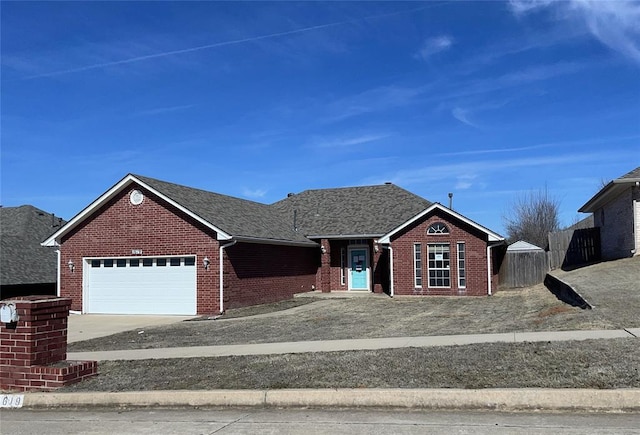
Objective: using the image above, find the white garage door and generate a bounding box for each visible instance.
[85,256,197,315]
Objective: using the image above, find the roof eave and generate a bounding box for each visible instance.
[233,235,318,247]
[306,234,384,240]
[578,179,638,213]
[41,174,233,246]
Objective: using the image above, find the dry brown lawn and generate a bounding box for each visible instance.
[70,283,616,352]
[63,338,640,391]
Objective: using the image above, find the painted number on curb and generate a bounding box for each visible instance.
[1,394,24,408]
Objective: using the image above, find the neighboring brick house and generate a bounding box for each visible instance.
[1,205,65,299]
[579,167,640,260]
[42,174,505,315]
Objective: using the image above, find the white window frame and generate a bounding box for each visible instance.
[414,243,422,288]
[428,243,451,288]
[457,242,466,289]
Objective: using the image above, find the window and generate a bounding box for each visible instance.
[184,257,195,266]
[340,248,346,286]
[156,258,167,266]
[142,258,153,267]
[91,260,101,268]
[457,242,466,289]
[170,257,181,266]
[428,244,450,287]
[130,259,139,267]
[414,243,422,287]
[427,222,449,234]
[116,259,127,268]
[103,259,114,268]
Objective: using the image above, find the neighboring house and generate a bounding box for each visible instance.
[1,205,65,299]
[42,174,505,315]
[578,167,640,260]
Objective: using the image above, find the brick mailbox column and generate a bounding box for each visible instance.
[0,296,97,392]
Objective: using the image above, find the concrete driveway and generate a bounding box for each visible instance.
[67,314,195,343]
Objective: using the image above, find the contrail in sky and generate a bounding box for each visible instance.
[23,4,441,80]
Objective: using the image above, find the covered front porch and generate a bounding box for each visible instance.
[313,237,389,294]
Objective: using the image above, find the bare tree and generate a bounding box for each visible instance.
[503,187,561,249]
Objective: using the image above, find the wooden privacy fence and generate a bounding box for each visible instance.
[499,249,548,288]
[547,227,600,270]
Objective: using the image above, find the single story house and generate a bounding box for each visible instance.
[1,205,65,299]
[578,166,640,260]
[42,174,505,315]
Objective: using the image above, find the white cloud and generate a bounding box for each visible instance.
[310,133,389,149]
[242,188,267,199]
[451,107,478,128]
[510,0,640,66]
[415,35,454,60]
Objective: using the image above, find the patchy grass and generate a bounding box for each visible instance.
[551,256,640,328]
[63,339,640,391]
[187,298,316,321]
[69,284,614,352]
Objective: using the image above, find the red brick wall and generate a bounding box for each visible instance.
[60,184,221,315]
[0,297,97,392]
[223,242,319,310]
[391,210,492,296]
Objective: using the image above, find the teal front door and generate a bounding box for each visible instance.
[349,248,368,290]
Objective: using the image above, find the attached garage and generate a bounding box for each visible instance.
[84,256,197,315]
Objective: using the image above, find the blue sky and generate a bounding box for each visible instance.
[2,1,639,236]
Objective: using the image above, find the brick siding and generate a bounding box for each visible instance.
[390,209,495,296]
[223,243,319,310]
[594,186,639,260]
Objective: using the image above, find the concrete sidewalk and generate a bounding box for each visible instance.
[68,328,639,361]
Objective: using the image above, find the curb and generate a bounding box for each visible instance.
[17,388,640,412]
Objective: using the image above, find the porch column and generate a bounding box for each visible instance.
[320,238,331,293]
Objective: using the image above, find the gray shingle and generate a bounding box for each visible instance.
[618,166,640,180]
[134,175,312,244]
[1,205,65,286]
[272,184,432,237]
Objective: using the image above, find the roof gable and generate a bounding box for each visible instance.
[43,174,313,247]
[578,166,640,212]
[378,203,504,244]
[272,183,432,237]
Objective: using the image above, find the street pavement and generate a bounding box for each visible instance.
[3,408,640,434]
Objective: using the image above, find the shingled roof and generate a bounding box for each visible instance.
[134,175,311,244]
[272,184,432,237]
[43,174,435,247]
[1,205,65,286]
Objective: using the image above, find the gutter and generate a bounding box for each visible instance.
[486,242,504,296]
[219,240,237,314]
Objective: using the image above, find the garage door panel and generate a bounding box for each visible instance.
[86,257,197,315]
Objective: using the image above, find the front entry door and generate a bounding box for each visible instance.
[349,248,369,291]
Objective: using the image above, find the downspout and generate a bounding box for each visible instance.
[56,249,61,297]
[219,240,237,314]
[383,245,394,297]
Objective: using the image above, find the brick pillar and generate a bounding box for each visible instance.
[320,239,331,293]
[0,296,97,392]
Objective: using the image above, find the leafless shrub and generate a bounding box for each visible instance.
[503,187,560,248]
